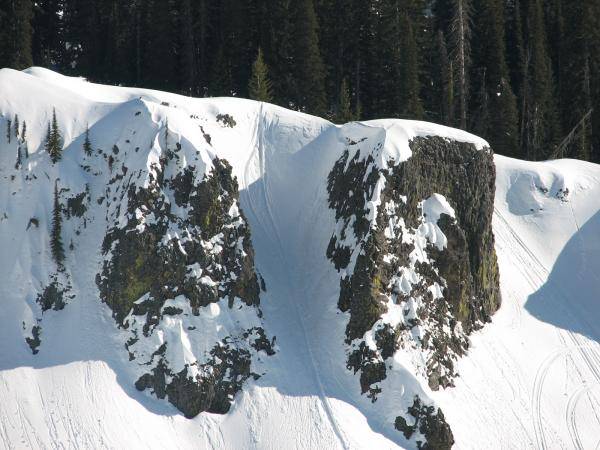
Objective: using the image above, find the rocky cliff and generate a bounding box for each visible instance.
[327,131,500,449]
[0,68,504,449]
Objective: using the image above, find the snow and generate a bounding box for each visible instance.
[435,155,600,449]
[1,68,600,449]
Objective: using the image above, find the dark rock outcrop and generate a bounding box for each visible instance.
[97,152,270,418]
[327,135,500,448]
[395,396,455,450]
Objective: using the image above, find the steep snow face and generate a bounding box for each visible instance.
[435,156,600,449]
[0,67,598,450]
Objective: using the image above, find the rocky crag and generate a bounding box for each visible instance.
[4,95,273,418]
[327,132,500,449]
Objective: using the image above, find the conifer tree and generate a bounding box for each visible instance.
[83,125,92,156]
[13,115,19,139]
[432,30,454,125]
[290,0,327,116]
[208,45,233,97]
[557,0,599,161]
[248,48,273,103]
[471,0,519,155]
[6,119,11,144]
[15,146,22,170]
[335,78,356,123]
[177,0,195,95]
[21,121,26,141]
[0,0,33,69]
[32,0,63,66]
[450,0,472,129]
[45,109,63,163]
[522,0,560,160]
[51,181,65,269]
[398,15,423,119]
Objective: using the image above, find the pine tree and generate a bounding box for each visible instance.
[83,125,92,156]
[21,121,27,143]
[248,48,274,103]
[51,181,65,269]
[471,0,519,155]
[6,119,11,144]
[208,45,233,97]
[290,0,327,116]
[557,0,598,161]
[177,0,195,95]
[335,78,356,123]
[32,0,64,66]
[450,0,472,129]
[15,146,22,170]
[61,0,100,78]
[505,0,525,98]
[522,0,560,160]
[398,14,423,119]
[0,0,33,69]
[45,109,63,163]
[13,115,19,139]
[432,30,454,124]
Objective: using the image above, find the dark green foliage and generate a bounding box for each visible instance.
[289,0,327,116]
[334,79,356,123]
[470,0,519,156]
[15,146,22,169]
[248,48,273,103]
[0,0,33,69]
[520,0,561,160]
[51,182,65,269]
[45,108,63,163]
[32,0,63,66]
[83,125,92,156]
[37,276,67,311]
[2,0,600,161]
[13,114,19,139]
[431,30,454,124]
[25,325,41,354]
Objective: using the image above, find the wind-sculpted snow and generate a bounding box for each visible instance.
[2,68,600,449]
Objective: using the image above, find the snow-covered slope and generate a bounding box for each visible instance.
[1,68,599,449]
[436,156,600,449]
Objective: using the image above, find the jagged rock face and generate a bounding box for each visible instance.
[96,150,271,418]
[395,396,455,450]
[326,135,500,449]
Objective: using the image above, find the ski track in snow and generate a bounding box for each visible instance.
[495,206,600,450]
[243,103,349,449]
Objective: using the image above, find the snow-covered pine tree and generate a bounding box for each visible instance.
[83,125,92,156]
[45,108,63,163]
[13,114,19,139]
[15,146,22,169]
[51,181,65,269]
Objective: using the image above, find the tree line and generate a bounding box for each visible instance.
[1,0,599,161]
